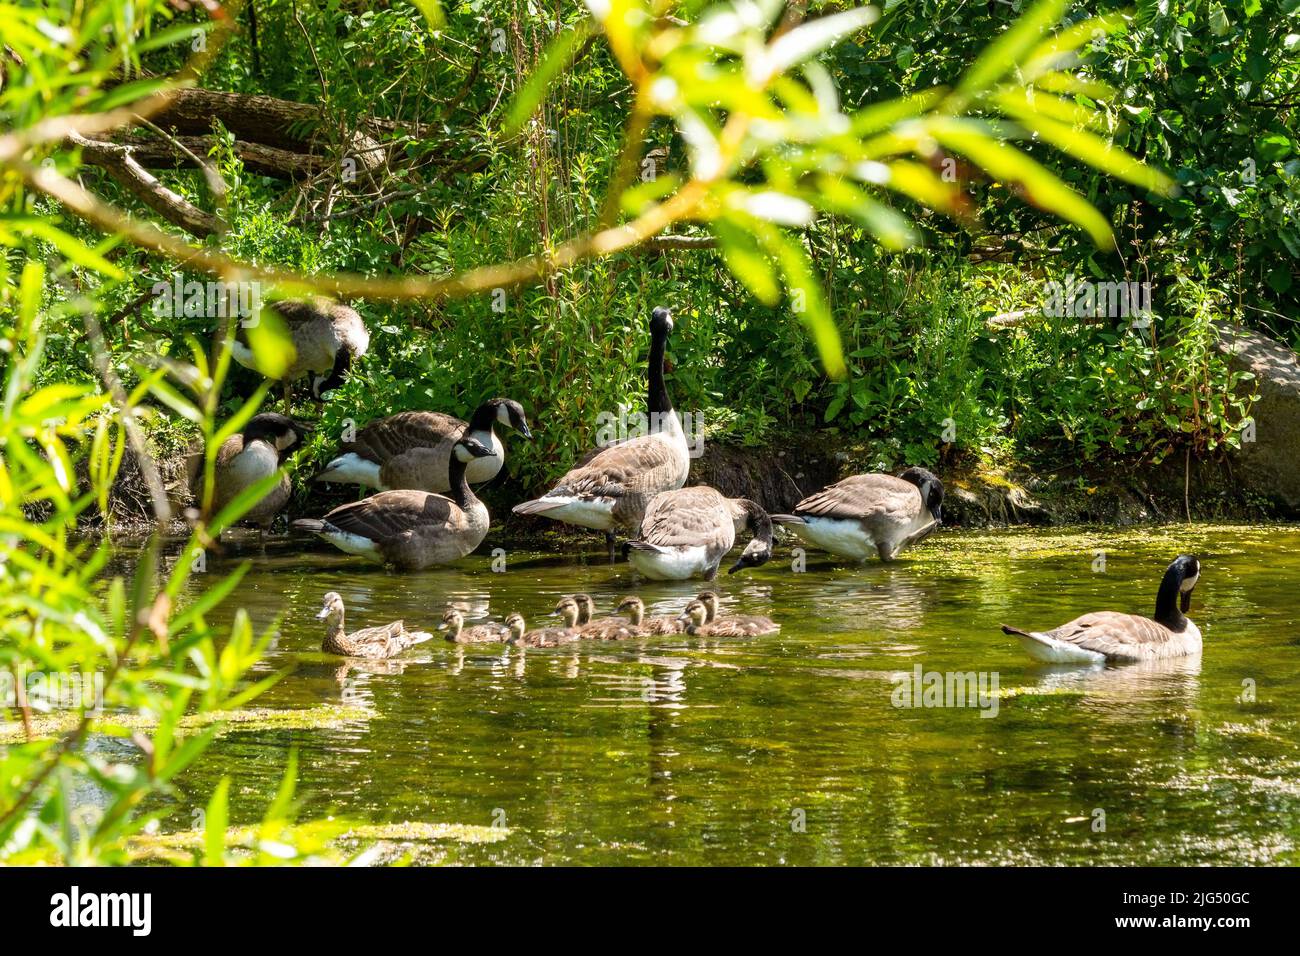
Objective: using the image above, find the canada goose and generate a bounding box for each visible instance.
[1002,555,1203,665]
[313,398,532,493]
[438,607,519,644]
[615,596,685,635]
[291,436,495,569]
[623,486,773,580]
[507,599,583,647]
[316,591,433,659]
[513,306,691,556]
[771,467,944,562]
[677,599,779,638]
[232,297,370,403]
[695,590,780,635]
[190,412,308,531]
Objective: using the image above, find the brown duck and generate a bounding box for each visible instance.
[316,592,433,659]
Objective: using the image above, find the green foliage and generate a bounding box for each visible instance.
[0,268,343,865]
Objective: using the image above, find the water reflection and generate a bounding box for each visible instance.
[120,525,1300,864]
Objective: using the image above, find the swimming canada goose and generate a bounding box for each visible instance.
[615,596,686,635]
[232,298,370,403]
[513,306,691,556]
[506,599,583,647]
[316,591,433,659]
[1002,555,1203,665]
[438,607,518,644]
[695,590,780,635]
[623,486,774,580]
[313,398,532,493]
[677,599,779,638]
[771,467,944,562]
[190,412,308,531]
[291,436,495,569]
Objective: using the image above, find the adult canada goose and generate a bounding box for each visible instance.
[190,412,308,531]
[291,436,495,570]
[232,298,370,403]
[623,485,774,580]
[614,596,685,635]
[677,599,779,638]
[313,398,532,493]
[506,599,582,647]
[695,590,780,635]
[1002,555,1203,665]
[438,607,518,644]
[513,306,691,556]
[771,467,944,562]
[316,592,433,659]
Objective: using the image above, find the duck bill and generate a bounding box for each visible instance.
[316,607,331,619]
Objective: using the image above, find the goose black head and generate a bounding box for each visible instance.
[650,306,673,337]
[900,466,944,524]
[729,538,773,574]
[1174,554,1201,613]
[453,435,496,462]
[475,398,533,439]
[244,413,311,457]
[1154,554,1202,625]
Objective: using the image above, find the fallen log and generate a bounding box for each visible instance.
[68,132,224,238]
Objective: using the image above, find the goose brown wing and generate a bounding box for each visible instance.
[344,411,465,464]
[322,490,457,542]
[1043,612,1178,658]
[552,434,681,499]
[638,487,729,547]
[795,474,918,521]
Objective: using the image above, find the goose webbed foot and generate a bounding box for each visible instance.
[605,531,617,563]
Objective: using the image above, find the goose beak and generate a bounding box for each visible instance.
[1180,590,1193,613]
[519,423,534,440]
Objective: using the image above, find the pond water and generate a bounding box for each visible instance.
[156,524,1300,865]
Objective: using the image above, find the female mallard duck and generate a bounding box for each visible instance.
[292,436,494,569]
[676,599,778,638]
[1002,555,1203,664]
[192,413,308,531]
[694,590,780,636]
[313,398,532,493]
[513,307,691,557]
[507,599,582,647]
[438,607,518,644]
[566,593,636,640]
[623,486,774,580]
[232,298,370,403]
[316,591,433,659]
[771,467,943,562]
[615,596,685,635]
